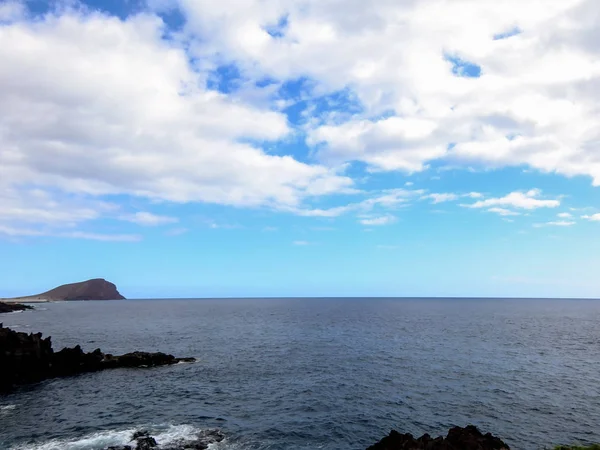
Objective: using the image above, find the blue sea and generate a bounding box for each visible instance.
[1,298,600,450]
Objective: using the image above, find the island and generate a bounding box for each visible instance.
[1,278,125,302]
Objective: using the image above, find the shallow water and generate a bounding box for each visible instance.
[1,298,600,449]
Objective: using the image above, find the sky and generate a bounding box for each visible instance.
[1,0,600,298]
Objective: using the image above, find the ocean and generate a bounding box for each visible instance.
[1,298,599,450]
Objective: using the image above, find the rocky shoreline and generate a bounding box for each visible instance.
[0,301,33,313]
[367,425,510,449]
[100,426,510,450]
[0,324,195,391]
[104,429,225,450]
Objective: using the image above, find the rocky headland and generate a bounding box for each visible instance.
[0,301,33,313]
[0,324,194,391]
[2,278,125,302]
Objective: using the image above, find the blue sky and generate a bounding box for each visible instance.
[1,0,600,298]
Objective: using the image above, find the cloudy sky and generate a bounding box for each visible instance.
[1,0,599,298]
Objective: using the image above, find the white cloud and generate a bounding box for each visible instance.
[359,215,396,226]
[0,225,141,241]
[404,182,414,187]
[289,188,423,217]
[533,221,576,228]
[3,0,599,240]
[0,1,25,22]
[60,232,142,242]
[0,10,354,229]
[466,192,484,198]
[423,193,458,204]
[122,212,178,226]
[169,0,600,185]
[582,213,600,221]
[465,189,560,210]
[0,225,46,237]
[557,212,573,218]
[488,207,520,216]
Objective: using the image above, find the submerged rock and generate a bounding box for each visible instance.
[367,425,510,450]
[0,324,195,391]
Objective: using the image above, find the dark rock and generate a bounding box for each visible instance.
[132,430,152,440]
[0,324,195,391]
[0,302,33,314]
[366,425,510,450]
[135,436,157,450]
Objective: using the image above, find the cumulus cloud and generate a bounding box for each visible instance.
[0,9,353,226]
[557,212,573,218]
[464,189,560,210]
[167,0,600,184]
[3,0,599,239]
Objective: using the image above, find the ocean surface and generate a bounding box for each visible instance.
[1,298,600,450]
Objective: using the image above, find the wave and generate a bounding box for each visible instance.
[0,404,17,415]
[10,424,228,450]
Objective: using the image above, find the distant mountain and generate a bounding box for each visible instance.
[17,279,125,301]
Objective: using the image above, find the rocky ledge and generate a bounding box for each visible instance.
[0,324,195,391]
[106,429,225,450]
[367,425,510,450]
[0,301,33,314]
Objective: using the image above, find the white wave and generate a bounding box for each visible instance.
[10,427,136,450]
[0,404,16,414]
[10,424,226,450]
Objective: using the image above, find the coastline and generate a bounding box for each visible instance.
[0,297,49,303]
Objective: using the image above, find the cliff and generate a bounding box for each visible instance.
[17,278,125,301]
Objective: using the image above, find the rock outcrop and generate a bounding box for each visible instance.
[367,425,510,450]
[106,429,225,450]
[0,301,33,313]
[0,324,194,391]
